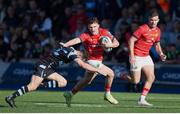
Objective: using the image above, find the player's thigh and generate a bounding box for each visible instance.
[100,64,114,77]
[47,72,67,83]
[85,60,102,82]
[142,65,155,81]
[141,56,155,81]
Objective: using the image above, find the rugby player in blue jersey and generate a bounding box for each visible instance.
[5,44,106,108]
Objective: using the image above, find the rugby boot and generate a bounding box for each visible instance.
[63,91,73,107]
[104,93,119,105]
[138,99,153,107]
[5,96,17,108]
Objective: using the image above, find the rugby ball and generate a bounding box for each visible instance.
[100,36,112,52]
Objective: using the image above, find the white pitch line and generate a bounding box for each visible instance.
[34,102,110,108]
[34,102,180,109]
[120,97,180,100]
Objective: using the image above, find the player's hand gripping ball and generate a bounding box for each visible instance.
[100,36,112,52]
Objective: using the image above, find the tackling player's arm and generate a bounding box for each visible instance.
[154,42,166,61]
[63,38,81,47]
[74,58,107,76]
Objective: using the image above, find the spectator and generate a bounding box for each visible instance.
[27,0,38,17]
[73,19,86,37]
[3,6,19,28]
[0,0,6,23]
[176,35,180,51]
[165,43,179,64]
[172,0,180,21]
[32,41,43,58]
[68,4,87,34]
[84,0,96,17]
[175,52,180,64]
[0,36,6,60]
[24,41,33,59]
[168,20,180,44]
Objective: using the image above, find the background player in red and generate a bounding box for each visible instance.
[128,9,166,106]
[62,17,119,107]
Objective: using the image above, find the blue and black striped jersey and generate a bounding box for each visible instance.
[39,45,78,69]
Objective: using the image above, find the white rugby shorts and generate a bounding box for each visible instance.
[86,60,103,68]
[130,55,154,71]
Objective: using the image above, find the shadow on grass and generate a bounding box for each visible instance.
[0,104,8,107]
[19,100,65,104]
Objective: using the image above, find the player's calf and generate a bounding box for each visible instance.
[41,80,67,88]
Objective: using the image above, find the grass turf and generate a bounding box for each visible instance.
[0,90,180,113]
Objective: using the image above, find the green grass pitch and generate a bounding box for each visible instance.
[0,90,180,113]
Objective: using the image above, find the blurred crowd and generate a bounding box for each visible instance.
[0,0,179,64]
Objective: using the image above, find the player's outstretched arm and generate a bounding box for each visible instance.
[74,58,107,76]
[63,38,81,47]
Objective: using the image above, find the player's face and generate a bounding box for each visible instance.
[149,16,159,28]
[88,23,100,35]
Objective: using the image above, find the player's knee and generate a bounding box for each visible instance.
[147,75,155,83]
[27,83,38,91]
[132,77,140,84]
[107,70,114,78]
[58,79,67,87]
[133,80,140,84]
[152,75,155,82]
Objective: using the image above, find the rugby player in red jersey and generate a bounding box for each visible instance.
[128,9,166,106]
[63,17,119,107]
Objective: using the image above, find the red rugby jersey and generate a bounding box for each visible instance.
[133,24,161,56]
[79,28,113,61]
